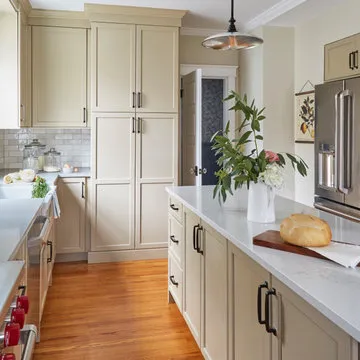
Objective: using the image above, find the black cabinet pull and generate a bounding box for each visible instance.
[81,182,85,199]
[193,225,200,251]
[257,281,269,325]
[132,117,135,133]
[83,107,87,124]
[137,92,142,108]
[170,235,179,244]
[170,204,179,211]
[349,52,354,70]
[169,275,178,287]
[196,226,203,255]
[47,241,53,264]
[265,288,277,336]
[355,50,359,69]
[132,92,136,108]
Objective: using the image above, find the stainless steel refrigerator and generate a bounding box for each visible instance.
[315,77,360,221]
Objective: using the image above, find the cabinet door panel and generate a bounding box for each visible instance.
[228,244,271,360]
[325,36,358,81]
[136,26,178,113]
[94,114,134,180]
[272,277,352,360]
[136,183,171,249]
[92,23,135,112]
[202,226,228,360]
[183,210,201,346]
[32,26,87,127]
[137,114,176,180]
[92,183,134,251]
[56,179,86,254]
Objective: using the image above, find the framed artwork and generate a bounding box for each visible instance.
[295,90,315,143]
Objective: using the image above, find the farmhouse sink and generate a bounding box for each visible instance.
[0,184,55,201]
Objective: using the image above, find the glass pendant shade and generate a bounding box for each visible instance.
[202,32,263,50]
[202,0,264,50]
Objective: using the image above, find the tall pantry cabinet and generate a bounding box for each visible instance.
[89,6,185,261]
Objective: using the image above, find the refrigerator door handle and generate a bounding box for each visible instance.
[338,90,353,194]
[334,91,341,191]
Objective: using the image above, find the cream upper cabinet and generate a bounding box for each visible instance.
[325,34,360,82]
[228,243,271,360]
[136,26,179,113]
[56,178,86,254]
[32,26,88,127]
[201,223,228,360]
[91,23,135,112]
[183,209,202,346]
[91,113,135,252]
[271,277,353,360]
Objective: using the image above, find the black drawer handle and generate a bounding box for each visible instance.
[47,240,53,263]
[170,204,179,211]
[169,275,178,287]
[196,226,203,254]
[265,288,277,336]
[170,235,179,244]
[193,225,200,251]
[257,281,268,325]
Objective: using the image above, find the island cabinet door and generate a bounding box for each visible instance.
[201,223,228,360]
[183,209,202,346]
[228,243,271,360]
[270,277,353,360]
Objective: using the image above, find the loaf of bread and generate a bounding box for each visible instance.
[280,214,332,247]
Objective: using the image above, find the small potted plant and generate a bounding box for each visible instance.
[212,91,308,223]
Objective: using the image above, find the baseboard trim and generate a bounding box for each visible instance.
[88,248,168,263]
[55,252,88,263]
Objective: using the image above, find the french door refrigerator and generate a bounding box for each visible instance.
[315,77,360,221]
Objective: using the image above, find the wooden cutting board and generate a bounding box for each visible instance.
[253,230,331,262]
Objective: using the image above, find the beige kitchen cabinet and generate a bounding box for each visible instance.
[325,34,360,81]
[32,26,88,127]
[91,113,135,252]
[201,223,228,360]
[183,209,202,346]
[91,23,135,112]
[135,113,177,250]
[91,23,178,114]
[228,242,271,360]
[271,277,353,360]
[136,25,179,113]
[56,178,86,254]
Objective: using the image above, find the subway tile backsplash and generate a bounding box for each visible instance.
[0,128,91,170]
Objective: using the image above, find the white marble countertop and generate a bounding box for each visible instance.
[0,261,24,323]
[167,185,360,342]
[0,199,43,261]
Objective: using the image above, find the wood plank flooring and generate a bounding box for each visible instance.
[33,260,203,360]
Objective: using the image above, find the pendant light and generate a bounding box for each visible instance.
[202,0,263,50]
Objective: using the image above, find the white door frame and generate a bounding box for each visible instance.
[180,64,238,138]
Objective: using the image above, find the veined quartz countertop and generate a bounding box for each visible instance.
[0,261,24,323]
[0,199,43,261]
[166,185,360,342]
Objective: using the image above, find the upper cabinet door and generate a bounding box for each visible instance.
[91,23,136,112]
[324,35,359,82]
[32,26,87,127]
[136,25,179,113]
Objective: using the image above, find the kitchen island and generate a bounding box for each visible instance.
[167,185,360,360]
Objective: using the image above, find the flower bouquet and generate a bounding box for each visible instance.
[211,91,308,223]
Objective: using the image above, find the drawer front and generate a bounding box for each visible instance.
[168,254,183,313]
[168,215,183,267]
[169,196,183,223]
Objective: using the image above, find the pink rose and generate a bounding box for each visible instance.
[265,150,280,163]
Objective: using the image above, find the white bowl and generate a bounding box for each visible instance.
[62,167,73,174]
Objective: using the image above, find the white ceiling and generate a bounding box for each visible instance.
[29,0,343,31]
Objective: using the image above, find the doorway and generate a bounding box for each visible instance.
[180,64,238,186]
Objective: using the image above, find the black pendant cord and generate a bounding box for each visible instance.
[228,0,237,33]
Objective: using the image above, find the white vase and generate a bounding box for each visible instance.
[247,182,275,223]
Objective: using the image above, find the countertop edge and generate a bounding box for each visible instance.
[166,187,360,343]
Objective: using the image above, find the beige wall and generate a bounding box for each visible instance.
[294,0,360,206]
[180,35,239,66]
[239,26,295,199]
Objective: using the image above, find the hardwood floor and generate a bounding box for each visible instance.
[33,260,203,360]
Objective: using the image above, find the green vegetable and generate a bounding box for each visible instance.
[32,176,50,198]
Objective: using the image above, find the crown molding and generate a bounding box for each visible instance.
[180,27,225,37]
[20,0,32,15]
[28,9,90,28]
[244,0,307,31]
